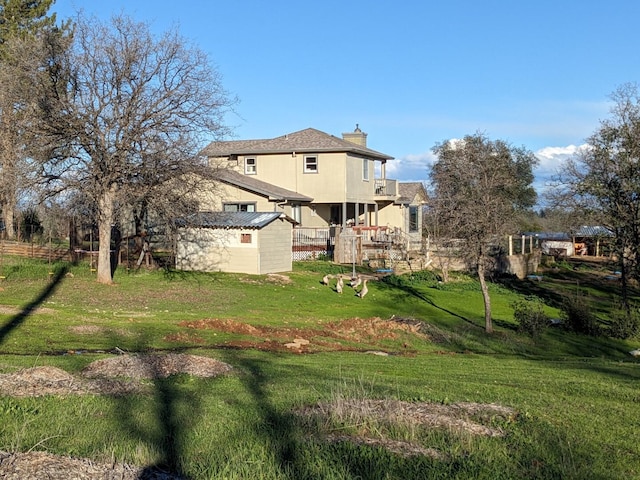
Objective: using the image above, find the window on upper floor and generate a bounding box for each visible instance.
[244,157,257,175]
[363,158,369,181]
[240,233,252,244]
[304,155,318,173]
[409,206,419,232]
[223,203,256,212]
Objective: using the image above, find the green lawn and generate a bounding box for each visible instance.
[0,257,638,479]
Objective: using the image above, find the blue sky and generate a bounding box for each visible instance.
[52,1,640,194]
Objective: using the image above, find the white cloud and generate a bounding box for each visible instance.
[534,144,586,178]
[386,151,437,182]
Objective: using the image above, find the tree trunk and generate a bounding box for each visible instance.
[2,205,14,239]
[477,256,493,333]
[96,188,116,284]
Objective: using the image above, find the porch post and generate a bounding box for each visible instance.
[355,202,360,225]
[364,203,369,227]
[342,202,347,229]
[374,202,379,226]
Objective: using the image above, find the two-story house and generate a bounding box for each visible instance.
[200,126,426,248]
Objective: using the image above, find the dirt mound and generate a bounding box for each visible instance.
[177,316,426,352]
[82,353,233,379]
[0,354,232,397]
[0,366,141,397]
[0,450,184,480]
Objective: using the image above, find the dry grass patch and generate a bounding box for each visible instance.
[0,366,143,397]
[0,450,184,480]
[296,398,518,458]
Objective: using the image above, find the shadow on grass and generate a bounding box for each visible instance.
[0,265,68,348]
[377,275,479,328]
[219,350,313,479]
[110,334,195,479]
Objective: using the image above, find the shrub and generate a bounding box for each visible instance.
[609,306,640,339]
[560,293,601,336]
[512,300,549,338]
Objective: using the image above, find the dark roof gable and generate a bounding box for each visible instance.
[218,170,313,202]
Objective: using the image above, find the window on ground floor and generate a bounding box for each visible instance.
[409,205,419,232]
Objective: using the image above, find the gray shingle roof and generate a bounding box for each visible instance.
[178,211,291,229]
[396,182,428,204]
[218,169,313,202]
[202,128,393,161]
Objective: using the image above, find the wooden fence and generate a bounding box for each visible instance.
[0,240,72,262]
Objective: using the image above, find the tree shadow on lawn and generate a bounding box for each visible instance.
[0,265,68,348]
[377,276,479,328]
[111,335,196,479]
[217,350,617,479]
[497,269,632,312]
[217,349,445,479]
[216,350,317,479]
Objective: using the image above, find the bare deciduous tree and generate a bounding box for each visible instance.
[30,13,234,283]
[557,83,640,309]
[430,133,538,333]
[0,0,60,239]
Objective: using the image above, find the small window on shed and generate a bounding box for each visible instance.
[240,233,252,244]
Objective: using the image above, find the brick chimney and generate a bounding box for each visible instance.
[342,124,367,147]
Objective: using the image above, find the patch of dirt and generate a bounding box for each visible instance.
[265,273,292,284]
[0,305,56,315]
[68,325,105,335]
[324,434,446,459]
[69,324,135,338]
[0,366,143,397]
[177,316,426,353]
[0,450,184,479]
[163,332,206,344]
[297,398,517,459]
[82,353,233,380]
[0,354,232,397]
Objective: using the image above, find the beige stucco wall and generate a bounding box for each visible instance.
[212,152,379,203]
[176,227,258,273]
[345,154,374,202]
[258,218,293,273]
[197,181,277,212]
[176,221,292,274]
[377,202,405,229]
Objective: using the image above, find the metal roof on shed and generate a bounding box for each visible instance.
[177,212,291,229]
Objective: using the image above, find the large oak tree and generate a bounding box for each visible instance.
[430,133,538,333]
[31,13,233,283]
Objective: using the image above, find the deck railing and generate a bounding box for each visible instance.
[374,178,397,197]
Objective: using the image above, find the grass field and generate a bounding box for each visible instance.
[0,256,638,479]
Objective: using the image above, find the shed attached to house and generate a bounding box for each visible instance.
[176,212,295,274]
